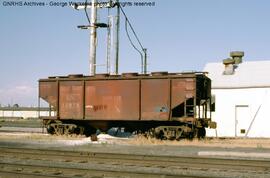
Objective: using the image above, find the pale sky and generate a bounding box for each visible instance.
[1,0,270,106]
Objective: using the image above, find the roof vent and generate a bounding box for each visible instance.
[223,58,235,75]
[109,75,121,78]
[151,71,168,76]
[95,74,109,78]
[122,72,138,77]
[230,51,244,64]
[48,76,57,79]
[68,74,84,78]
[222,51,244,75]
[139,74,150,76]
[58,76,69,79]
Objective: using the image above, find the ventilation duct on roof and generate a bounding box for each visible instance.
[222,51,244,75]
[230,51,244,64]
[223,58,235,75]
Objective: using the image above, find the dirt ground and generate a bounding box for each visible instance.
[1,119,269,149]
[1,123,270,160]
[0,118,42,128]
[1,131,270,149]
[0,132,270,157]
[127,135,270,148]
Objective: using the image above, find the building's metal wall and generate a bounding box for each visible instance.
[0,108,51,119]
[206,88,270,138]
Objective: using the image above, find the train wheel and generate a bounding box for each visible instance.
[197,128,206,139]
[158,131,167,140]
[74,126,85,135]
[46,125,55,134]
[146,128,155,138]
[84,126,97,139]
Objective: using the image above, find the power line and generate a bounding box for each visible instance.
[118,4,146,73]
[118,5,144,51]
[79,1,147,74]
[84,0,91,24]
[125,19,144,73]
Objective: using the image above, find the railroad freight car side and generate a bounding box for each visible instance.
[39,72,215,140]
[85,79,140,120]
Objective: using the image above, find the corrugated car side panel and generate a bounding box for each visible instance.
[59,81,84,119]
[141,79,170,121]
[85,80,140,120]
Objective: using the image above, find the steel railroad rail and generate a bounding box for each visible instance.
[0,147,269,177]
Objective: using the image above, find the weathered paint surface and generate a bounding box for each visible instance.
[59,81,84,119]
[39,81,58,108]
[141,79,170,120]
[172,78,195,108]
[85,80,139,120]
[39,73,211,122]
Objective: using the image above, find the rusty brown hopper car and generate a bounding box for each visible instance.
[39,72,215,140]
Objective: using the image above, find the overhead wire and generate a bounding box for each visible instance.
[125,20,144,73]
[118,4,146,73]
[119,5,144,51]
[82,1,146,73]
[84,0,91,24]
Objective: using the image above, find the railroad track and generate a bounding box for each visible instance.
[0,147,270,178]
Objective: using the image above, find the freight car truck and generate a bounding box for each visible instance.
[39,72,216,140]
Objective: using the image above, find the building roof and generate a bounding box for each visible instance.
[203,60,270,89]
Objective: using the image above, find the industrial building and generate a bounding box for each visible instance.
[0,106,50,119]
[204,52,270,138]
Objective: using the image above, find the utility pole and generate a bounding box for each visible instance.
[73,1,146,75]
[114,0,120,75]
[89,0,97,76]
[143,48,147,74]
[73,0,118,76]
[106,16,112,74]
